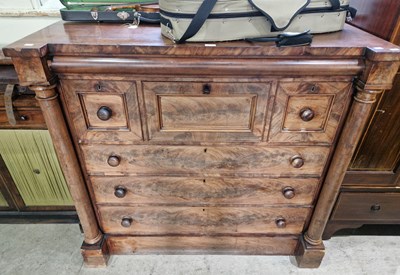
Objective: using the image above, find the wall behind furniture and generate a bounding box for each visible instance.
[0,0,63,14]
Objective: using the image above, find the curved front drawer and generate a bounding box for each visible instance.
[91,176,319,205]
[98,206,311,235]
[81,145,330,177]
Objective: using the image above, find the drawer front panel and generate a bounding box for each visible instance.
[60,79,142,143]
[0,109,45,128]
[91,176,319,205]
[143,81,271,143]
[331,192,400,222]
[268,81,351,144]
[82,145,330,177]
[107,236,298,255]
[98,206,310,235]
[81,94,128,129]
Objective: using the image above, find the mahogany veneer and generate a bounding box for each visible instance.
[3,22,399,268]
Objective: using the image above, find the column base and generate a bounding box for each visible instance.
[81,235,110,268]
[291,235,325,268]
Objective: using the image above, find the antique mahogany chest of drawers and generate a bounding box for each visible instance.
[3,22,400,268]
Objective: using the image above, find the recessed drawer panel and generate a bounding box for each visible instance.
[331,192,400,222]
[268,81,351,144]
[91,176,319,205]
[98,206,310,235]
[143,81,271,143]
[60,79,142,143]
[81,145,330,177]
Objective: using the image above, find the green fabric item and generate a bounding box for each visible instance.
[0,130,73,206]
[0,192,8,207]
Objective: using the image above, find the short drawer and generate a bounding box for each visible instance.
[142,81,271,143]
[91,176,319,205]
[81,145,330,177]
[0,93,46,128]
[0,109,45,128]
[268,81,351,144]
[60,79,142,143]
[98,206,311,235]
[331,192,400,222]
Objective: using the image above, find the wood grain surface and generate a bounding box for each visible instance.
[4,19,400,267]
[81,145,330,177]
[98,205,310,235]
[143,81,270,142]
[0,93,46,129]
[268,81,352,144]
[60,79,142,143]
[330,192,400,222]
[107,235,299,255]
[91,176,319,205]
[349,74,400,172]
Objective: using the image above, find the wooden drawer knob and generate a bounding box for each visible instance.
[97,106,113,121]
[370,204,381,212]
[107,155,121,167]
[275,217,287,228]
[282,187,296,199]
[121,217,133,228]
[290,155,304,168]
[114,186,127,198]
[299,107,315,122]
[20,115,29,121]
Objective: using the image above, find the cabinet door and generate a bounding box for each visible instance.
[344,2,400,187]
[348,0,400,42]
[0,130,73,207]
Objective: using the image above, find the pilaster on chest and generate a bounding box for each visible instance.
[3,22,399,268]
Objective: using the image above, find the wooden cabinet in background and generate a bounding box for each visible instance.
[0,63,77,223]
[323,0,400,238]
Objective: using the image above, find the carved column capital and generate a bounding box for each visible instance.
[353,80,383,104]
[30,84,58,99]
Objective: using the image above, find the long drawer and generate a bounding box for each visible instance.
[98,206,311,235]
[91,176,319,205]
[330,192,400,222]
[81,145,330,177]
[106,236,299,255]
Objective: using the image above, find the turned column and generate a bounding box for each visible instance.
[31,84,102,245]
[4,50,110,267]
[294,55,400,268]
[305,86,382,242]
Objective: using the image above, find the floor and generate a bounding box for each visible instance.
[0,224,399,275]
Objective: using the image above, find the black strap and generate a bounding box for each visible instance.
[329,0,341,10]
[246,31,313,47]
[347,6,357,19]
[176,0,217,43]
